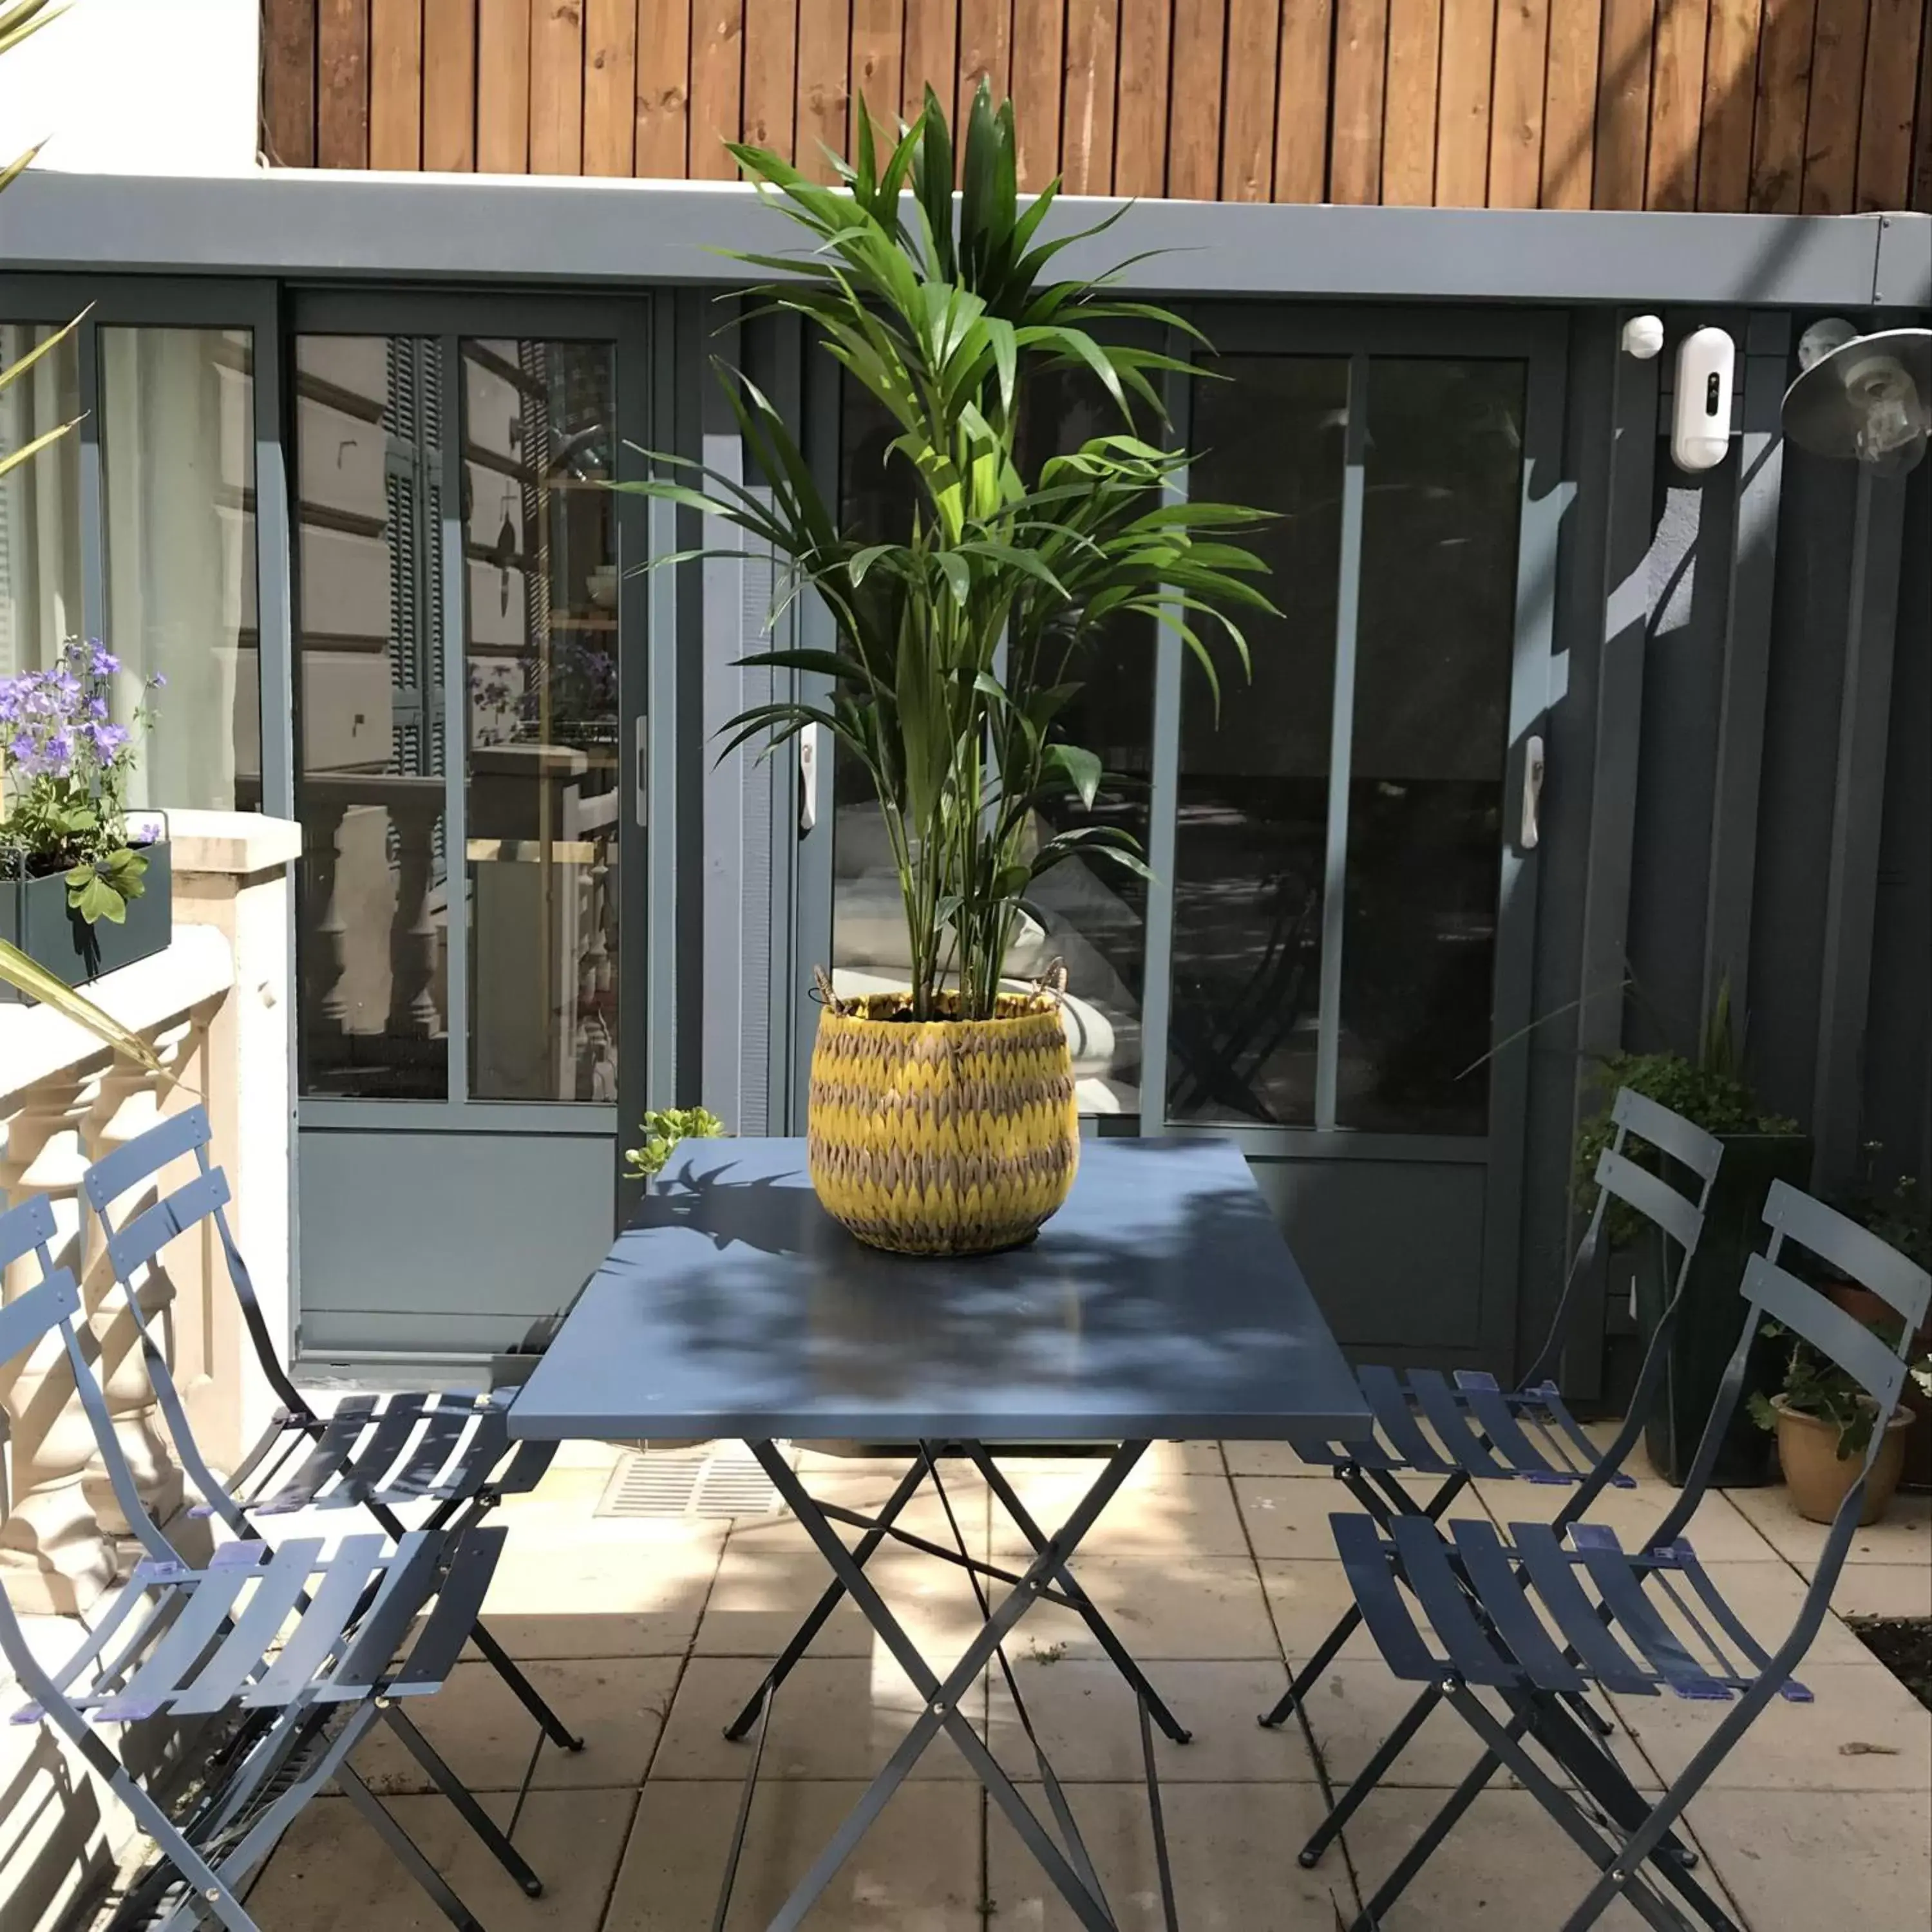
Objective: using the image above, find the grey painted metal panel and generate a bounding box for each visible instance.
[1702,316,1790,1020]
[296,1127,616,1353]
[1,170,1914,309]
[1244,1156,1490,1356]
[1813,469,1909,1189]
[1873,212,1932,307]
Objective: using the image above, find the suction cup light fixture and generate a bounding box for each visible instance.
[1782,323,1932,477]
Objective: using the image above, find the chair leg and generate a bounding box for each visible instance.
[465,1620,585,1752]
[1300,1681,1443,1868]
[1260,1604,1361,1728]
[337,1766,488,1932]
[382,1707,544,1897]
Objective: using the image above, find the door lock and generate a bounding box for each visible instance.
[1521,734,1546,851]
[799,721,821,834]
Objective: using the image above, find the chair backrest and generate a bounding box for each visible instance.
[1526,1086,1725,1390]
[1663,1180,1931,1649]
[79,1108,309,1531]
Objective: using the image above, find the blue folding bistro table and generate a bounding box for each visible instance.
[508,1135,1371,1932]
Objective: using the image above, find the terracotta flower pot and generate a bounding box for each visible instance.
[1771,1395,1914,1525]
[1823,1282,1932,1491]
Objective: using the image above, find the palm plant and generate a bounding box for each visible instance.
[620,84,1274,1021]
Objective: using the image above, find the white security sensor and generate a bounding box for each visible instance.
[1621,315,1665,360]
[1672,327,1734,472]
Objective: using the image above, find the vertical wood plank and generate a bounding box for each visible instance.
[1115,0,1172,196]
[423,0,478,169]
[1855,0,1924,207]
[1274,0,1334,200]
[1221,0,1280,198]
[1488,0,1548,205]
[1646,0,1707,206]
[799,0,853,178]
[1915,0,1932,207]
[1750,0,1817,209]
[584,0,639,171]
[1541,0,1600,205]
[530,0,586,172]
[743,0,799,159]
[1331,0,1389,202]
[1697,0,1761,209]
[1010,0,1066,188]
[1802,0,1873,210]
[1061,0,1117,191]
[1382,0,1443,204]
[690,2,746,177]
[956,0,1012,138]
[1168,0,1227,198]
[478,0,533,169]
[1593,0,1654,207]
[849,0,905,150]
[901,0,958,122]
[635,0,692,173]
[371,0,425,168]
[263,0,319,166]
[318,0,372,169]
[1435,0,1495,204]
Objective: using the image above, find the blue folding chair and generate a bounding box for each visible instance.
[0,1193,539,1931]
[1320,1179,1929,1931]
[79,1105,583,1761]
[1262,1088,1725,1735]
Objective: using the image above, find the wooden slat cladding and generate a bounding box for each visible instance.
[266,0,1932,211]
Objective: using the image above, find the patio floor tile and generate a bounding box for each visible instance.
[991,1471,1249,1560]
[605,1779,981,1930]
[1339,1786,1696,1929]
[1232,1476,1444,1560]
[1826,1560,1932,1622]
[1685,1789,1932,1929]
[1220,1440,1328,1477]
[1300,1663,1660,1793]
[1725,1484,1932,1569]
[983,1658,1323,1783]
[984,1781,1355,1930]
[983,1556,1284,1661]
[1258,1557,1412,1665]
[470,1525,724,1658]
[245,1788,633,1932]
[1611,1662,1932,1790]
[346,1656,682,1795]
[650,1654,985,1781]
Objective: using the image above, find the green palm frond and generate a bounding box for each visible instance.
[611,82,1278,1019]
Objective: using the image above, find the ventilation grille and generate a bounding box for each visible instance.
[593,1442,785,1520]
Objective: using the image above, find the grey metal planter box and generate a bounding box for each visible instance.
[0,843,173,1003]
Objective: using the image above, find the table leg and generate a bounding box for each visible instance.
[744,1439,1155,1932]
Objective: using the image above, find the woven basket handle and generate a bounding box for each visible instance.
[811,965,837,1005]
[1033,957,1068,1006]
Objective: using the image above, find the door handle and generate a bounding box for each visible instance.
[634,717,648,829]
[799,721,820,834]
[1521,734,1545,851]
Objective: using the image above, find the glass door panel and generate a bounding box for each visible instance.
[1168,357,1347,1126]
[1340,359,1525,1133]
[461,338,620,1103]
[294,334,449,1099]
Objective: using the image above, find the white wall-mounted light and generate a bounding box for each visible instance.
[1621,314,1665,360]
[1672,327,1735,473]
[1785,326,1932,477]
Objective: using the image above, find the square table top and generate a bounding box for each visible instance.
[507,1136,1370,1444]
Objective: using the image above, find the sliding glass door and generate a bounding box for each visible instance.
[290,296,650,1360]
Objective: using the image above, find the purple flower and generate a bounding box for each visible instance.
[86,694,109,721]
[84,721,130,763]
[6,730,32,767]
[148,672,167,690]
[88,642,120,677]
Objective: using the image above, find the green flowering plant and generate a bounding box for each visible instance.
[624,1106,728,1181]
[1,638,164,924]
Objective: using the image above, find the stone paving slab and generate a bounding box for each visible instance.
[215,1442,1931,1932]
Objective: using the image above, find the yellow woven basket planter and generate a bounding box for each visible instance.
[806,987,1079,1256]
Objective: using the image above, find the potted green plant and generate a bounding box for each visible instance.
[1,639,171,999]
[1748,1320,1929,1524]
[624,1106,728,1182]
[619,86,1271,1256]
[1575,987,1808,1484]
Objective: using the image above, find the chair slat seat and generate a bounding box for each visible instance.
[1335,1511,1810,1705]
[10,1529,500,1732]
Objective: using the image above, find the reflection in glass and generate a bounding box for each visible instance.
[1338,359,1523,1134]
[1167,357,1347,1126]
[832,374,1155,1112]
[101,328,260,809]
[0,324,84,683]
[294,335,449,1099]
[463,339,619,1103]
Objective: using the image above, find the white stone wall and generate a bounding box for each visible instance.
[0,0,260,176]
